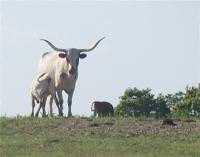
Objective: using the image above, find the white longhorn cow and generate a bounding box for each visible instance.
[38,37,105,116]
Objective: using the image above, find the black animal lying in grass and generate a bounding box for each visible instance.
[162,119,177,126]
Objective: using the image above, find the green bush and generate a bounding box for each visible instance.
[115,87,170,118]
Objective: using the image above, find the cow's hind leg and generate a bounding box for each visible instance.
[54,94,63,117]
[31,95,35,117]
[35,101,43,117]
[41,97,47,117]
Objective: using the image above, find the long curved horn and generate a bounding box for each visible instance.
[40,39,67,52]
[79,37,105,53]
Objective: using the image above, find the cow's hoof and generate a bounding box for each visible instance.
[68,113,73,117]
[35,113,39,118]
[42,114,47,118]
[59,111,63,117]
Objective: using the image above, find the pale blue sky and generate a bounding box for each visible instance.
[1,1,200,116]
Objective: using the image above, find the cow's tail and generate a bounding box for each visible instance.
[37,73,50,83]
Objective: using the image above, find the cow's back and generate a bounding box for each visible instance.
[38,52,64,75]
[102,102,114,114]
[94,101,114,115]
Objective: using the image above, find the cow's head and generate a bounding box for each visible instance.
[41,37,105,75]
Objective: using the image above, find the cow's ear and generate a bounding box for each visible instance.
[58,53,66,58]
[79,53,87,59]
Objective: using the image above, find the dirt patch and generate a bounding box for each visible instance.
[90,123,100,127]
[26,117,200,138]
[89,122,114,128]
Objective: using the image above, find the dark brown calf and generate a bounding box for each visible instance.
[91,101,114,117]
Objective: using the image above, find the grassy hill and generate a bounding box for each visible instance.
[0,116,200,157]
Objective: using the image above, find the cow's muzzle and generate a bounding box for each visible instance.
[69,67,76,75]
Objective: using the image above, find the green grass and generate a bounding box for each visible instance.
[0,116,200,157]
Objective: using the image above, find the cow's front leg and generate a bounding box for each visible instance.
[57,90,64,116]
[47,95,53,117]
[67,94,73,117]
